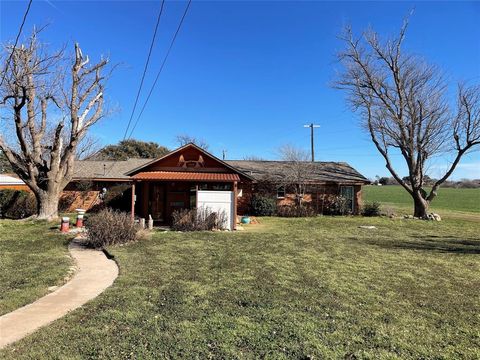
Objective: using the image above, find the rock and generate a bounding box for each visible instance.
[404,215,414,219]
[432,213,442,221]
[359,225,377,229]
[48,286,59,292]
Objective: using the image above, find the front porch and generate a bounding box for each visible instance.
[123,143,255,230]
[131,179,239,230]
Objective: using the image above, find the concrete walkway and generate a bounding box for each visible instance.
[0,239,119,349]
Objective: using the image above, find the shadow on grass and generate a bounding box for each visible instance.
[358,235,480,254]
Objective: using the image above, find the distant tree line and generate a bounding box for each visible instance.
[89,135,210,161]
[372,176,480,189]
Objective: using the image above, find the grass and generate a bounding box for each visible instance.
[363,185,480,215]
[0,220,73,316]
[1,216,479,359]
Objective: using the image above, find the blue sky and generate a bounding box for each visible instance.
[1,0,479,179]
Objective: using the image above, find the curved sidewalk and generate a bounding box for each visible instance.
[0,239,119,349]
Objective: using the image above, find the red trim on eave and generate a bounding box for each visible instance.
[132,171,240,182]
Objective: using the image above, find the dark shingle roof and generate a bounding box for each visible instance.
[72,159,152,180]
[225,160,369,184]
[72,158,368,184]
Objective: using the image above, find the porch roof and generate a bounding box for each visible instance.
[132,171,240,182]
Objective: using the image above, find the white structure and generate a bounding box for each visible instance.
[0,174,25,186]
[197,190,234,230]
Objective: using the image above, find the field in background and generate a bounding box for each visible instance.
[363,185,480,215]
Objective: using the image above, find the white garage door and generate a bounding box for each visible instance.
[197,190,234,230]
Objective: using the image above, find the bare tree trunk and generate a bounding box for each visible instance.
[36,192,61,220]
[412,191,429,218]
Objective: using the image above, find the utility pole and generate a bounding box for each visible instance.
[303,123,320,162]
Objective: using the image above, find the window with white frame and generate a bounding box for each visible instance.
[277,186,286,199]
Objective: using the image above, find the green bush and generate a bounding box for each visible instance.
[0,189,36,219]
[84,208,139,248]
[362,201,381,217]
[277,205,316,217]
[250,195,276,216]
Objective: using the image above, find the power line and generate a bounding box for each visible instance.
[0,0,33,87]
[103,0,192,178]
[122,0,165,140]
[127,0,192,139]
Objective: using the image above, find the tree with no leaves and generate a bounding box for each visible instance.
[0,30,109,220]
[176,134,209,150]
[336,19,480,218]
[278,144,316,207]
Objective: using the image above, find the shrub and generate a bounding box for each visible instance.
[277,205,316,218]
[172,207,228,231]
[323,195,351,215]
[0,189,36,219]
[250,195,276,216]
[84,208,139,248]
[362,201,381,217]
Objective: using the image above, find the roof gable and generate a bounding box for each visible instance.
[125,143,254,180]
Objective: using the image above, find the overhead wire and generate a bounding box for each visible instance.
[127,0,192,139]
[0,0,33,86]
[122,0,166,140]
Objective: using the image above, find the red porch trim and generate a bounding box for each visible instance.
[132,171,240,182]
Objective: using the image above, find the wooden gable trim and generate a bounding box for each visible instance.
[125,143,255,181]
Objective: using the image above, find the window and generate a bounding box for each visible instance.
[277,186,286,199]
[211,183,232,191]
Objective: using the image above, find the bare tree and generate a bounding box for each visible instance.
[176,134,209,150]
[278,144,316,206]
[0,30,109,220]
[335,19,480,218]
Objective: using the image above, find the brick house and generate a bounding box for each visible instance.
[2,143,369,228]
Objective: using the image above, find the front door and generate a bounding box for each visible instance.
[151,184,166,222]
[166,182,190,223]
[340,186,354,213]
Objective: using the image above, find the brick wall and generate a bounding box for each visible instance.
[236,183,363,215]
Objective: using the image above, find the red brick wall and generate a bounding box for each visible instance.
[237,182,254,214]
[236,183,363,215]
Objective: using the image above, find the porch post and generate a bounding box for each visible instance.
[131,181,136,221]
[233,181,238,230]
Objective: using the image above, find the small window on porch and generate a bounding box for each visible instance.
[211,183,232,191]
[277,186,286,199]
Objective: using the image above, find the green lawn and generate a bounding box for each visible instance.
[0,220,73,316]
[363,185,480,215]
[1,216,479,359]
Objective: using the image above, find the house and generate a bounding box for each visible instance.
[0,174,29,191]
[1,143,370,229]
